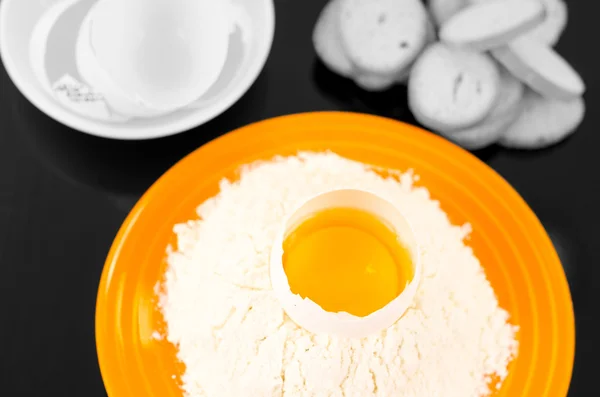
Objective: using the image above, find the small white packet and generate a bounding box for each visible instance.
[52,74,130,122]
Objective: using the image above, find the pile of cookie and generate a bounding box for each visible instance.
[313,0,585,150]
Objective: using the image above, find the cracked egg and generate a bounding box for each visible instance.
[270,189,421,338]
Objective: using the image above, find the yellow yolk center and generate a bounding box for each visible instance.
[282,207,413,317]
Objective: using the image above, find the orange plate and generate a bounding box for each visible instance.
[96,112,574,397]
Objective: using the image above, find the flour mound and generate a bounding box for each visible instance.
[159,152,518,397]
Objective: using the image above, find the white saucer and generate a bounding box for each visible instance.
[0,0,275,140]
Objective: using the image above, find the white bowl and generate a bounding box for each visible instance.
[0,0,275,140]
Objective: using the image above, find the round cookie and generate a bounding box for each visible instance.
[440,0,546,51]
[313,0,354,78]
[486,65,525,121]
[409,43,500,131]
[354,74,397,91]
[492,35,585,100]
[339,0,429,76]
[355,16,436,91]
[522,0,568,46]
[469,0,568,47]
[429,0,467,27]
[499,89,585,149]
[445,109,519,150]
[439,65,524,150]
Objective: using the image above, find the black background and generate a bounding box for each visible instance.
[0,0,597,395]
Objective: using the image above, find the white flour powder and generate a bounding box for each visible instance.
[158,152,518,397]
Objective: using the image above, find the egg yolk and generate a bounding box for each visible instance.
[282,207,413,317]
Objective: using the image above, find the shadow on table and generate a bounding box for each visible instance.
[311,60,502,163]
[11,73,269,213]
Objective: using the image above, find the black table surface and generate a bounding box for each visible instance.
[1,0,598,395]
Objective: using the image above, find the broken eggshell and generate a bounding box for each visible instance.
[270,189,422,339]
[89,0,231,112]
[76,7,169,119]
